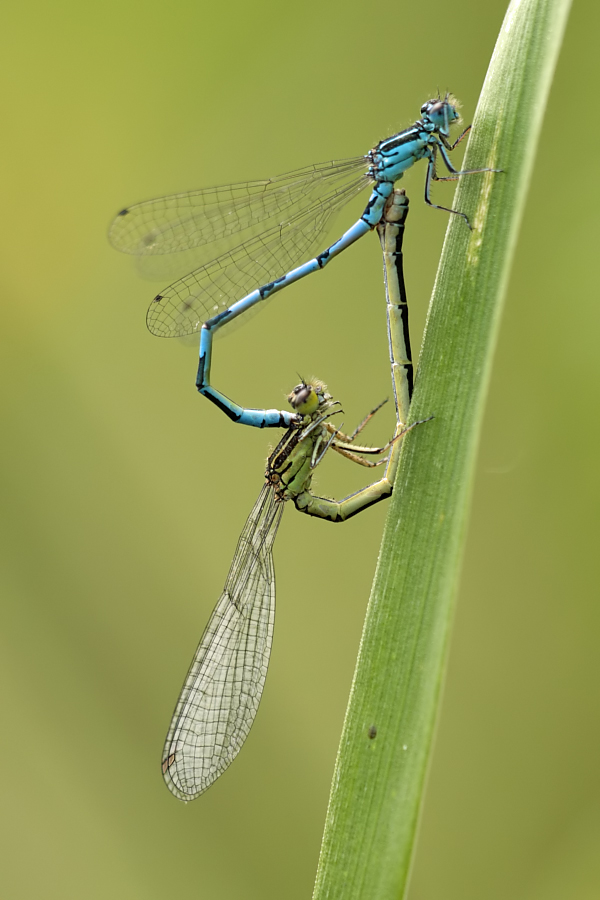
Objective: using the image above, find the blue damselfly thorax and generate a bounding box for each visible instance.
[367,94,470,188]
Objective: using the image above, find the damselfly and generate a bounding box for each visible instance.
[161,191,428,800]
[110,96,499,350]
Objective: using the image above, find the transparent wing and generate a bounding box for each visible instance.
[162,483,285,801]
[146,172,371,337]
[109,156,367,258]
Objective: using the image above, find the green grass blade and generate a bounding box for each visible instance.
[312,1,572,897]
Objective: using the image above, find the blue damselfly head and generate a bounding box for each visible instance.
[420,95,461,137]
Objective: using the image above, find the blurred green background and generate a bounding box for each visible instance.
[1,0,598,897]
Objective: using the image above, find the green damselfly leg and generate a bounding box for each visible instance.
[161,190,429,800]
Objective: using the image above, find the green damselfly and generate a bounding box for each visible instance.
[161,191,430,800]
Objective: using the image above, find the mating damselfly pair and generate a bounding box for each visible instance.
[160,191,427,801]
[110,96,498,800]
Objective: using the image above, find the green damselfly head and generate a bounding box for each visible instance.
[287,378,331,416]
[420,94,461,137]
